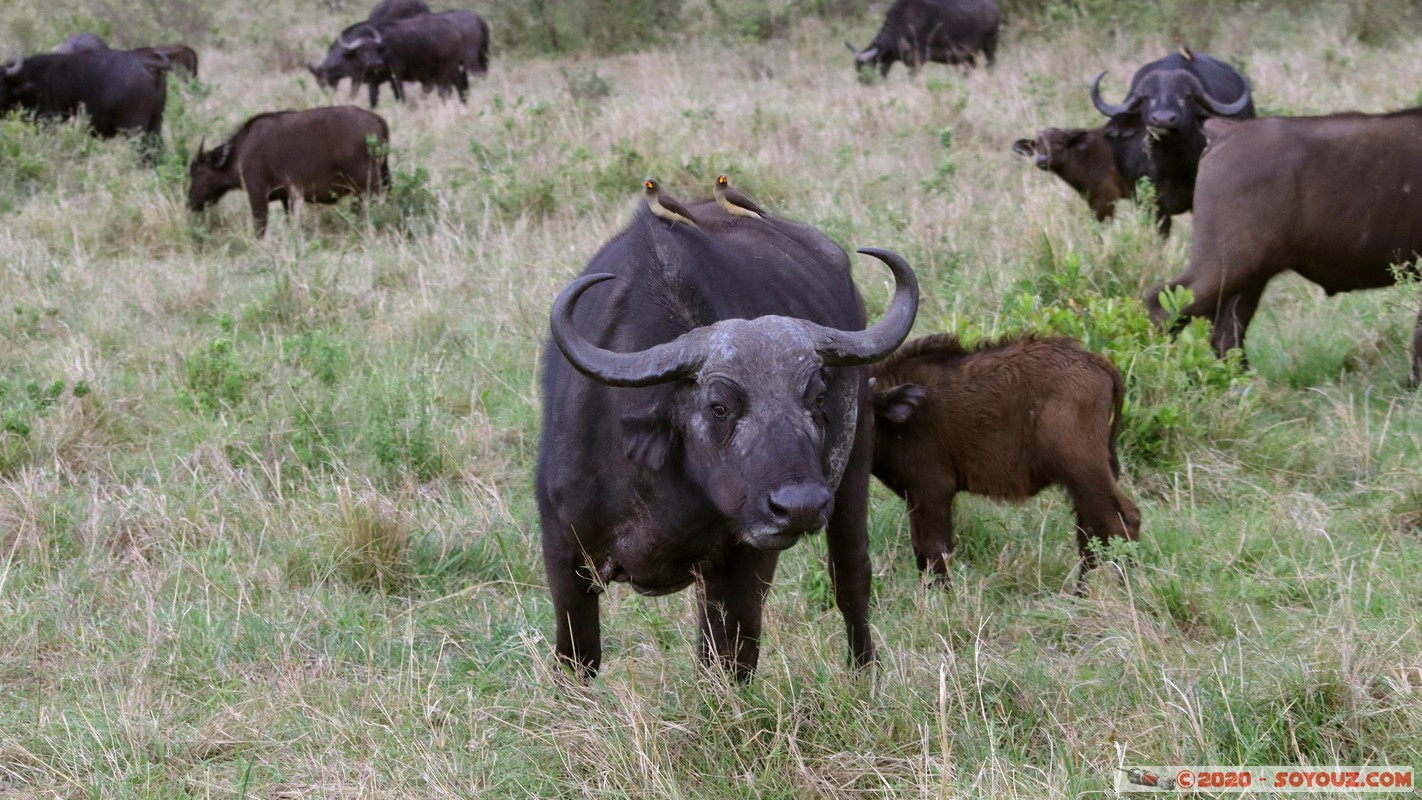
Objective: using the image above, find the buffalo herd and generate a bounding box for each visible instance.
[4,0,1420,681]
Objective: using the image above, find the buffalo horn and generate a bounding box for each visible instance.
[550,274,714,387]
[844,41,858,53]
[3,56,22,77]
[369,27,383,45]
[803,247,920,367]
[1196,79,1252,116]
[338,33,363,50]
[195,136,205,157]
[1090,71,1136,117]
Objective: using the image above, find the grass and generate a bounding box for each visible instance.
[2,1,1422,797]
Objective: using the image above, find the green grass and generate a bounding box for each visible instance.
[2,1,1422,796]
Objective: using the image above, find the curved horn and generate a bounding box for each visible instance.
[550,274,715,388]
[1090,71,1136,117]
[844,41,858,53]
[368,27,383,46]
[802,247,920,367]
[195,136,205,157]
[1196,78,1252,117]
[3,56,22,77]
[338,32,363,50]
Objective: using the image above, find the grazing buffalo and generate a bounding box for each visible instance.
[870,334,1140,580]
[52,35,199,79]
[310,0,433,97]
[432,9,490,78]
[319,14,468,107]
[0,50,167,155]
[850,0,999,78]
[187,106,390,237]
[132,44,199,79]
[538,203,920,680]
[54,33,108,54]
[1092,48,1254,235]
[1147,111,1422,382]
[1013,126,1134,222]
[367,0,430,24]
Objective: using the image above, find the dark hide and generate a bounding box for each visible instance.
[852,0,999,78]
[54,33,108,54]
[187,105,390,237]
[132,44,199,80]
[368,0,430,24]
[1093,50,1255,235]
[0,50,167,157]
[870,334,1140,580]
[310,0,430,98]
[432,9,491,77]
[537,203,919,680]
[325,14,468,107]
[1147,110,1422,383]
[1013,126,1134,222]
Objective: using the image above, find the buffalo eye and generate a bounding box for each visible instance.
[710,402,729,419]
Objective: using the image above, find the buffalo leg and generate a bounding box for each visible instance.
[697,547,778,681]
[366,80,380,108]
[246,187,270,238]
[456,67,470,104]
[825,387,877,669]
[1063,462,1141,585]
[541,527,601,679]
[1210,283,1265,364]
[390,75,406,103]
[1412,293,1422,387]
[906,490,956,579]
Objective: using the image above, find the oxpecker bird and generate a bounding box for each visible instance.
[715,174,765,219]
[644,179,698,227]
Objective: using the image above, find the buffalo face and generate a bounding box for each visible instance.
[552,247,920,551]
[187,141,236,211]
[626,320,838,549]
[1013,128,1092,172]
[1092,67,1252,138]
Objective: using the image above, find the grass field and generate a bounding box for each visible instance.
[3,1,1422,796]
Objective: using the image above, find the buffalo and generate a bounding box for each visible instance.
[309,0,433,99]
[432,9,490,79]
[367,0,431,24]
[538,202,920,680]
[1,49,167,157]
[1013,126,1134,222]
[1092,48,1254,235]
[52,35,198,80]
[1147,111,1422,382]
[850,0,999,78]
[54,33,108,54]
[187,106,390,237]
[315,13,470,107]
[870,334,1140,580]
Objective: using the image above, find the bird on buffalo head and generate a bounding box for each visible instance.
[715,174,765,219]
[644,179,698,227]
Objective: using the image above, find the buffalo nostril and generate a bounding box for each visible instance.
[765,483,833,532]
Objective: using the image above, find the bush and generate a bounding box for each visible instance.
[946,251,1252,468]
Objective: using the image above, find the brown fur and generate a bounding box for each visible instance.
[1013,126,1132,222]
[187,106,390,237]
[871,334,1140,579]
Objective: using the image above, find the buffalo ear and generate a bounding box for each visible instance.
[214,142,233,168]
[621,413,680,472]
[874,383,927,425]
[1011,138,1036,157]
[1066,129,1092,148]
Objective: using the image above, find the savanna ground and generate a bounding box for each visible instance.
[2,0,1422,796]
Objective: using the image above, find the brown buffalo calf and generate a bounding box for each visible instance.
[1013,126,1131,222]
[870,334,1140,580]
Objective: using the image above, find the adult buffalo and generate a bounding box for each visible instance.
[1146,111,1422,381]
[309,0,439,102]
[54,33,108,54]
[850,0,999,78]
[368,0,430,24]
[1092,49,1254,235]
[321,14,468,107]
[52,35,199,79]
[538,203,920,680]
[187,106,390,237]
[0,49,167,156]
[432,9,490,78]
